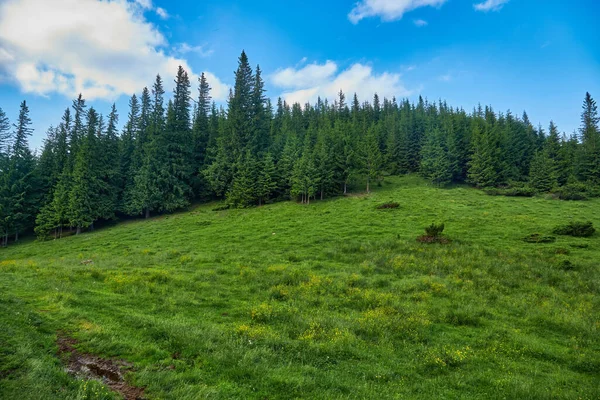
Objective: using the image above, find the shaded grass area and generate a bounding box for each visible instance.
[1,175,599,399]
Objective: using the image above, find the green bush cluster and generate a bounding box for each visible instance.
[553,221,595,237]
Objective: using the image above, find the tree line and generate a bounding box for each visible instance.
[0,51,598,244]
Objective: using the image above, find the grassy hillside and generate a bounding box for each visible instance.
[1,176,599,399]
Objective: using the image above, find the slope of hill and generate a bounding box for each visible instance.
[1,176,599,399]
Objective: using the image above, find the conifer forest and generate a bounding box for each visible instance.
[1,51,599,245]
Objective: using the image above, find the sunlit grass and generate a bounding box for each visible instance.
[1,175,599,399]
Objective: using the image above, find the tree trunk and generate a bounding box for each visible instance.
[344,182,347,194]
[367,177,370,193]
[145,208,150,219]
[90,222,94,231]
[321,187,324,200]
[14,232,18,242]
[76,226,81,235]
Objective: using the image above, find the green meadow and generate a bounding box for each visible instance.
[1,176,599,399]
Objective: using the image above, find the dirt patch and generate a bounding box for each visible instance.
[57,335,145,400]
[417,235,451,244]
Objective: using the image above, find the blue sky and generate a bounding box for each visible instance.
[0,0,598,149]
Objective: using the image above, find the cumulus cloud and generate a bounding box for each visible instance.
[413,19,428,27]
[0,0,228,101]
[473,0,509,12]
[271,61,338,90]
[271,61,413,105]
[348,0,448,24]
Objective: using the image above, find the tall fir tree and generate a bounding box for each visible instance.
[578,92,600,184]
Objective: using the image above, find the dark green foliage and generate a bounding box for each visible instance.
[554,182,589,200]
[418,222,449,244]
[485,183,536,197]
[376,202,400,209]
[424,222,445,238]
[522,233,556,243]
[557,259,575,271]
[420,127,452,186]
[552,221,595,237]
[577,92,600,184]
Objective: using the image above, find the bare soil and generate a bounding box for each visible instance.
[57,334,145,400]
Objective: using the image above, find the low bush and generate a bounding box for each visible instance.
[418,223,450,244]
[212,204,230,212]
[522,233,556,243]
[376,202,400,210]
[485,184,536,197]
[554,183,588,201]
[553,221,595,237]
[557,259,575,271]
[425,223,445,238]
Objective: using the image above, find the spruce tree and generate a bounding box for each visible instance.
[578,92,600,184]
[529,149,555,192]
[256,152,277,205]
[421,128,452,187]
[0,107,11,156]
[360,124,383,193]
[68,108,108,233]
[3,101,37,242]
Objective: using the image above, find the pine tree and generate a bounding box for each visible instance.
[252,65,269,154]
[3,101,37,242]
[529,149,555,192]
[120,94,139,207]
[227,150,258,207]
[421,128,452,187]
[468,118,502,187]
[69,94,87,172]
[68,108,101,234]
[0,107,11,156]
[578,92,600,184]
[256,152,277,205]
[360,124,383,193]
[96,104,119,220]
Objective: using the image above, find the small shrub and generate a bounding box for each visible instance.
[212,204,230,212]
[376,202,400,210]
[485,184,536,197]
[418,223,450,244]
[554,184,588,201]
[553,221,595,237]
[425,223,445,238]
[503,185,536,197]
[557,259,576,271]
[570,243,589,249]
[522,233,556,243]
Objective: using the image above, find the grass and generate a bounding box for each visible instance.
[1,175,599,399]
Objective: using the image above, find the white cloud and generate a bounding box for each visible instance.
[134,0,152,9]
[271,61,414,105]
[271,61,338,90]
[438,73,452,82]
[473,0,509,12]
[174,43,213,57]
[156,7,168,19]
[0,0,229,101]
[413,19,428,27]
[348,0,448,24]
